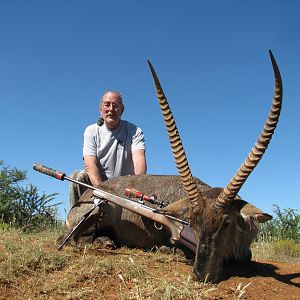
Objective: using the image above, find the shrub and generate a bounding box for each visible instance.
[0,160,61,232]
[258,204,300,243]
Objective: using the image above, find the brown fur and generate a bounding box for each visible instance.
[60,175,270,282]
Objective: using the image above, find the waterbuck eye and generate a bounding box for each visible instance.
[222,216,231,229]
[223,219,231,228]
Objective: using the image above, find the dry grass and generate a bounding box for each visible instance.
[1,228,299,299]
[252,240,300,263]
[0,228,217,299]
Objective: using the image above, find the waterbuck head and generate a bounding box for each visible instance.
[148,50,283,282]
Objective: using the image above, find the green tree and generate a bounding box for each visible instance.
[0,160,60,231]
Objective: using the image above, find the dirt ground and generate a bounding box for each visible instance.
[100,257,300,299]
[0,246,299,299]
[1,258,299,299]
[136,256,300,299]
[209,259,300,299]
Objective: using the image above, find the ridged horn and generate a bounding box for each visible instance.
[147,60,201,207]
[217,50,283,207]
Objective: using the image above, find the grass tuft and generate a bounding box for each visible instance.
[0,229,69,284]
[272,240,300,258]
[252,240,300,263]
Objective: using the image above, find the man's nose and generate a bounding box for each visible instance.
[105,103,114,111]
[109,103,118,110]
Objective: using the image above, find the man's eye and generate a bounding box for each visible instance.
[103,103,120,110]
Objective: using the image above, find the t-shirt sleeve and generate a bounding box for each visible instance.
[131,127,146,152]
[83,126,97,156]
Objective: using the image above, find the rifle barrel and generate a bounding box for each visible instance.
[33,163,190,228]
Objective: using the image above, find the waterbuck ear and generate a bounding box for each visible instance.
[160,198,190,217]
[230,199,249,212]
[254,213,273,223]
[232,199,273,223]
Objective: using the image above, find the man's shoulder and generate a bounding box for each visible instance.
[121,120,141,131]
[84,123,99,135]
[121,120,144,141]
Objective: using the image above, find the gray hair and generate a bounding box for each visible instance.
[99,90,124,108]
[97,90,124,126]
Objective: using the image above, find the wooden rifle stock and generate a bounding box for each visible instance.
[93,189,182,245]
[93,189,196,252]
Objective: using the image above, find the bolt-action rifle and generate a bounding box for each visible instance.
[33,163,197,253]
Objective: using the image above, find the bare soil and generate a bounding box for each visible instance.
[211,259,300,299]
[1,244,299,300]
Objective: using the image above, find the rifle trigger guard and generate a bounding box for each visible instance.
[93,198,102,205]
[154,222,163,230]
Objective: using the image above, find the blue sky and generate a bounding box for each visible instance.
[1,1,299,219]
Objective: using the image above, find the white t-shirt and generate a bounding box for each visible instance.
[83,120,145,180]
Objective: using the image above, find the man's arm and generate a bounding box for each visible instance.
[132,149,147,175]
[83,155,103,186]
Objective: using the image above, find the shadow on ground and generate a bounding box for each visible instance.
[219,260,300,288]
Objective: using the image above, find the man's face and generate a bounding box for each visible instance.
[100,92,124,129]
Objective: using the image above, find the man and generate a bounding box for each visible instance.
[70,90,147,207]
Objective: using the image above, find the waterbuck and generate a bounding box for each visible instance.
[60,50,282,282]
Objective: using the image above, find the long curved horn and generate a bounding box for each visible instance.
[148,60,202,208]
[217,50,283,207]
